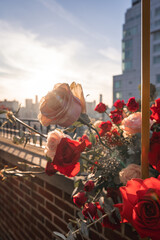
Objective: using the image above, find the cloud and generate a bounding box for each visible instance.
[0,20,121,106]
[99,47,121,62]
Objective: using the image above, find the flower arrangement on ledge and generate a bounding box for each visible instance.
[1,82,160,240]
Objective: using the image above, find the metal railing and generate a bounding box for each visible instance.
[0,118,51,147]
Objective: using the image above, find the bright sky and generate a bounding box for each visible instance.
[0,0,131,107]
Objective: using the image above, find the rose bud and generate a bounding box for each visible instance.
[73,192,87,208]
[45,161,57,176]
[84,180,94,192]
[94,102,107,113]
[82,203,97,219]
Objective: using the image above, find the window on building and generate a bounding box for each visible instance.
[153,55,160,64]
[156,74,160,83]
[115,92,122,99]
[122,61,132,71]
[124,50,132,60]
[155,7,160,17]
[153,31,160,41]
[129,81,132,84]
[123,26,138,38]
[129,92,132,96]
[155,19,160,27]
[156,87,160,98]
[115,80,121,89]
[122,39,133,50]
[153,43,160,52]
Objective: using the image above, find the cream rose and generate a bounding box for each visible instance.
[120,112,142,135]
[38,83,82,127]
[119,164,141,185]
[45,130,68,160]
[70,82,86,113]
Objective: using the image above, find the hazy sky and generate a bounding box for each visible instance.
[0,0,131,107]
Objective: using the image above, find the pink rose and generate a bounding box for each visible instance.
[38,83,82,127]
[120,112,142,135]
[119,164,141,185]
[45,130,67,160]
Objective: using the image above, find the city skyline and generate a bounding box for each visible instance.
[0,0,131,107]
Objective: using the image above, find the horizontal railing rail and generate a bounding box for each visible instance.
[0,117,53,147]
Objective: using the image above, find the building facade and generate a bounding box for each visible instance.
[113,0,160,104]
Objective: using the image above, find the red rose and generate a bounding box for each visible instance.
[98,121,112,132]
[96,202,120,229]
[99,129,106,137]
[110,110,123,125]
[79,135,92,149]
[45,161,57,176]
[84,180,94,192]
[116,178,160,240]
[150,98,160,123]
[82,203,97,219]
[149,132,160,172]
[73,192,87,208]
[149,143,160,172]
[94,102,107,113]
[53,138,86,177]
[113,100,125,110]
[126,97,139,112]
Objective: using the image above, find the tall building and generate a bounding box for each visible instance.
[113,0,160,104]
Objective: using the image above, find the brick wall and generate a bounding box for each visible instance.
[0,139,139,240]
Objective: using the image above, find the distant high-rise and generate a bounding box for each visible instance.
[113,0,160,104]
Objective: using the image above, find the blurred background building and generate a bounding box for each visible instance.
[113,0,160,103]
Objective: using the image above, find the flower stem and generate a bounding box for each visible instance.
[13,115,47,139]
[78,116,111,151]
[66,209,115,237]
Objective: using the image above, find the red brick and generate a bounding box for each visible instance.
[104,228,126,240]
[32,208,44,223]
[38,204,52,220]
[19,213,30,226]
[24,228,36,240]
[90,230,105,240]
[37,222,52,239]
[12,178,19,187]
[64,192,73,204]
[55,197,74,215]
[20,183,30,195]
[54,216,68,233]
[25,211,37,225]
[31,225,44,239]
[25,179,37,191]
[46,201,63,218]
[31,191,45,205]
[14,186,24,198]
[19,199,30,210]
[25,194,37,208]
[45,182,62,197]
[39,187,53,201]
[33,176,44,187]
[45,219,59,232]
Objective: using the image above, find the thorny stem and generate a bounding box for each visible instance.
[13,115,47,139]
[66,209,115,237]
[78,116,111,151]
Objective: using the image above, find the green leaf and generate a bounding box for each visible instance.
[52,232,66,240]
[80,222,89,238]
[72,121,83,127]
[78,211,84,220]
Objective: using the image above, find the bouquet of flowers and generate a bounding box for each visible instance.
[1,82,160,240]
